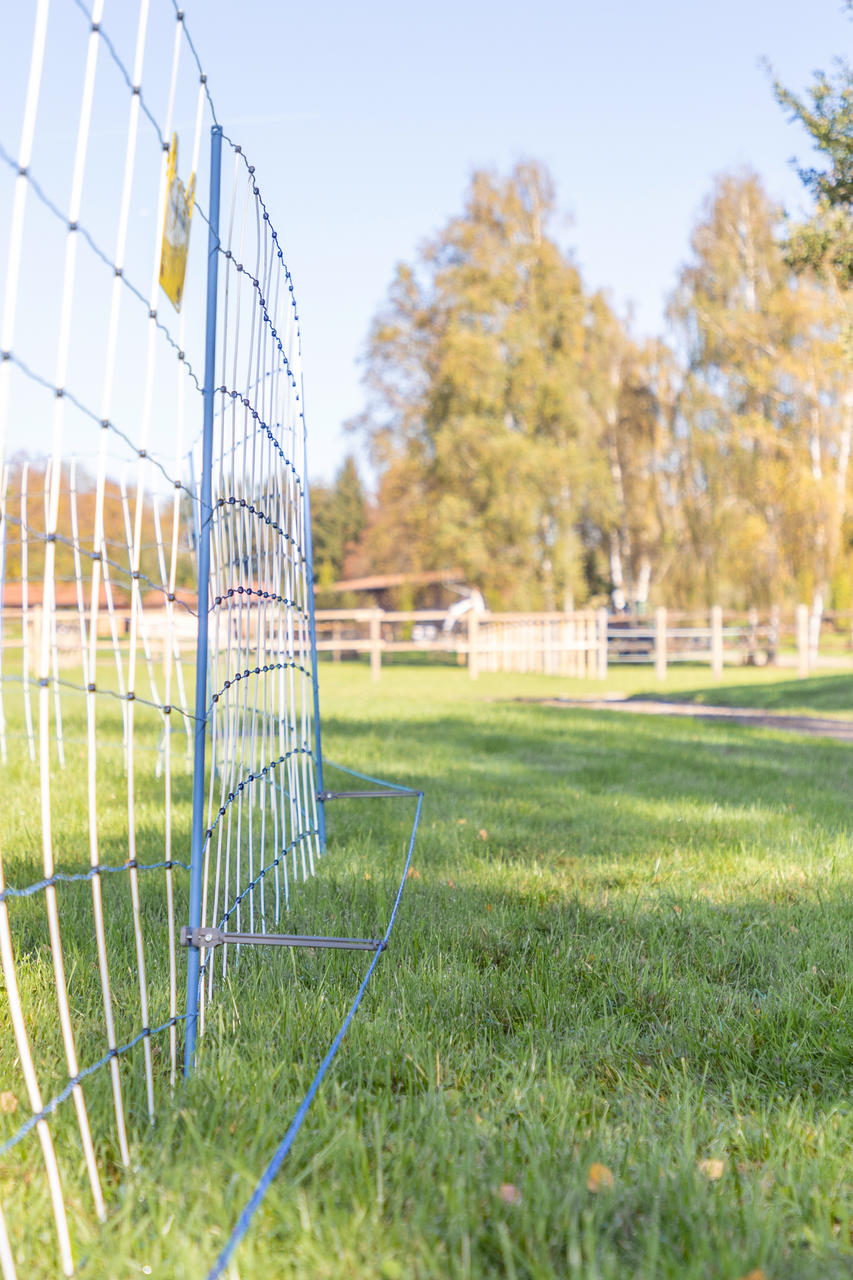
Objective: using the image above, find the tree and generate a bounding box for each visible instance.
[352,161,661,609]
[773,22,853,613]
[578,293,676,611]
[669,171,851,612]
[771,11,853,292]
[310,455,367,590]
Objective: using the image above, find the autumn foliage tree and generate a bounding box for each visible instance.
[352,161,675,609]
[343,152,853,615]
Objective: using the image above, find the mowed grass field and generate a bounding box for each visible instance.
[1,661,852,1278]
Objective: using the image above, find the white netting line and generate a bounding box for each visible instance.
[0,4,215,1274]
[0,4,323,1274]
[196,142,320,1018]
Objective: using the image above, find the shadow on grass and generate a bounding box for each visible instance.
[314,699,853,1111]
[643,671,853,714]
[321,699,853,840]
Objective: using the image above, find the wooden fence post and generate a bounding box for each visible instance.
[468,610,480,680]
[711,604,723,678]
[796,603,809,678]
[369,609,382,681]
[597,608,608,679]
[655,606,667,681]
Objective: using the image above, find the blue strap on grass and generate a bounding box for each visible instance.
[205,789,424,1280]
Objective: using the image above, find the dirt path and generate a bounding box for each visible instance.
[520,696,853,742]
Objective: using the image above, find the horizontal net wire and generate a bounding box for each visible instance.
[0,3,320,1274]
[193,134,322,1022]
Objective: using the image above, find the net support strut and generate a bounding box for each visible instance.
[180,926,384,951]
[184,122,222,1078]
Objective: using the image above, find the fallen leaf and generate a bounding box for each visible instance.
[406,866,421,880]
[486,903,492,912]
[587,1162,614,1192]
[698,1158,726,1181]
[478,829,488,841]
[498,1182,522,1205]
[738,1271,767,1280]
[457,819,467,825]
[0,1092,17,1115]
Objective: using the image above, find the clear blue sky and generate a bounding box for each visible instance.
[193,0,851,483]
[2,1,851,485]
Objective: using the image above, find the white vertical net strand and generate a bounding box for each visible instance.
[229,171,252,949]
[217,159,252,985]
[156,71,207,1081]
[119,473,163,715]
[268,265,286,923]
[295,340,320,867]
[200,161,236,1001]
[0,0,50,461]
[0,1204,15,1280]
[292,328,315,872]
[200,145,244,1022]
[0,852,73,1279]
[0,0,50,783]
[251,193,272,930]
[275,267,298,888]
[166,26,207,1090]
[152,492,179,1073]
[263,279,282,920]
[122,8,187,1127]
[44,467,65,770]
[0,464,6,766]
[39,0,107,1226]
[20,463,36,762]
[255,209,275,931]
[255,265,274,932]
[194,144,323,1023]
[70,446,132,1164]
[238,171,264,937]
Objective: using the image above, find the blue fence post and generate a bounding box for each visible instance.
[300,372,326,852]
[184,123,223,1077]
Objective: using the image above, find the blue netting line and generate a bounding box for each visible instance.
[211,491,307,563]
[204,787,424,1280]
[201,746,315,846]
[0,349,198,499]
[217,829,320,928]
[0,145,205,399]
[0,858,189,905]
[0,670,199,725]
[169,0,220,128]
[208,660,312,711]
[0,1014,187,1159]
[326,759,423,794]
[214,384,307,490]
[69,0,169,149]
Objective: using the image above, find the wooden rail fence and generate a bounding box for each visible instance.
[2,603,849,681]
[314,606,853,681]
[315,609,606,681]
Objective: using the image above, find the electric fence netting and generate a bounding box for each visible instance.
[0,4,422,1277]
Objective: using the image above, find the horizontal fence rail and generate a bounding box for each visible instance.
[310,605,853,681]
[314,608,606,680]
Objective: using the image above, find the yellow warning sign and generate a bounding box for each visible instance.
[159,134,195,311]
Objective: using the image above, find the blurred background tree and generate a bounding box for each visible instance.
[307,15,853,615]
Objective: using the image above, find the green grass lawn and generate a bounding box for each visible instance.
[1,663,852,1278]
